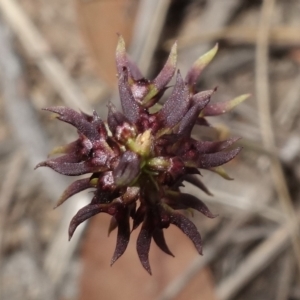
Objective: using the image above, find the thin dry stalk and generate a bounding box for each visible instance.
[0,15,87,290]
[0,151,25,264]
[0,0,92,112]
[275,252,294,300]
[274,71,300,131]
[255,0,300,274]
[166,26,300,50]
[129,0,171,75]
[216,208,300,300]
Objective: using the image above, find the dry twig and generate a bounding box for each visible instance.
[275,252,294,300]
[255,0,300,274]
[129,0,171,75]
[0,0,92,113]
[166,26,300,50]
[216,208,300,300]
[0,13,88,290]
[0,151,25,265]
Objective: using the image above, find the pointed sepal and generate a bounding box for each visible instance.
[153,229,174,257]
[43,107,100,141]
[202,94,250,116]
[157,71,189,127]
[136,225,152,274]
[111,214,130,265]
[153,41,177,92]
[169,212,202,255]
[54,178,95,208]
[185,44,218,89]
[118,67,143,124]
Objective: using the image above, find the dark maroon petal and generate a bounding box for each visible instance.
[136,226,152,274]
[113,151,141,186]
[185,167,201,175]
[156,71,189,127]
[185,44,218,89]
[202,94,250,116]
[108,216,118,236]
[91,191,115,205]
[36,159,108,176]
[126,55,143,80]
[55,178,94,208]
[156,133,183,147]
[169,212,202,255]
[178,193,217,218]
[132,204,146,231]
[153,229,174,257]
[177,97,210,135]
[107,102,130,135]
[35,154,80,169]
[68,203,108,240]
[153,42,177,92]
[194,137,240,154]
[43,107,100,141]
[184,174,213,196]
[91,110,108,139]
[191,89,215,106]
[197,147,242,169]
[118,67,143,124]
[111,215,130,265]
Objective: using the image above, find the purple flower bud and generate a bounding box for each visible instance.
[36,36,246,274]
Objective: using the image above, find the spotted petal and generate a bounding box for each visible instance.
[36,157,109,176]
[185,44,218,90]
[107,102,131,135]
[136,225,152,274]
[43,107,100,141]
[69,203,108,240]
[55,178,95,208]
[111,213,130,265]
[202,94,250,116]
[118,67,143,124]
[194,137,240,154]
[153,229,174,257]
[197,147,242,169]
[169,212,202,255]
[184,174,213,196]
[157,71,189,128]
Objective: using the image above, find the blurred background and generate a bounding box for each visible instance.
[0,0,300,299]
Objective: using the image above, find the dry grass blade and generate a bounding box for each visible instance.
[274,71,300,131]
[216,208,300,300]
[129,0,171,75]
[255,0,300,275]
[166,26,300,50]
[0,0,92,113]
[275,252,294,300]
[0,13,88,289]
[0,151,24,265]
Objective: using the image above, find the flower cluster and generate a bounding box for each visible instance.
[36,36,248,274]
